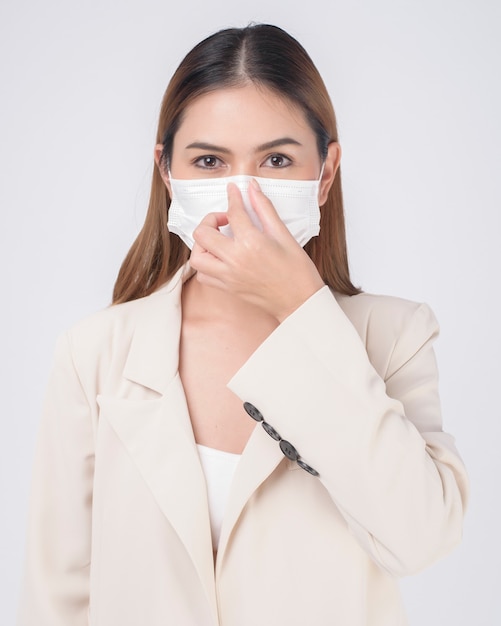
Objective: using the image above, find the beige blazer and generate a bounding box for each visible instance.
[18,265,468,626]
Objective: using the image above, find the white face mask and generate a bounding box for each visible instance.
[167,171,323,249]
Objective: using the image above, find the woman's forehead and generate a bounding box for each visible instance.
[180,83,309,132]
[174,84,314,148]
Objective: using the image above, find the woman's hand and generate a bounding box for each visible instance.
[189,178,325,322]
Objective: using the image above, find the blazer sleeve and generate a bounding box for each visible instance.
[227,286,469,577]
[18,332,94,626]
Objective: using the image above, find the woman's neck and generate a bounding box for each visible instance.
[181,272,277,329]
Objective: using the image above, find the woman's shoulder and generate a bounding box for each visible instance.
[335,290,438,333]
[68,287,167,335]
[60,273,184,358]
[333,290,440,377]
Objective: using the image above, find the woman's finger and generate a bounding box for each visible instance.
[197,211,229,230]
[190,240,228,280]
[225,182,257,236]
[247,178,294,241]
[192,211,232,260]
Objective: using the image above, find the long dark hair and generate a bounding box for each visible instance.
[113,24,360,304]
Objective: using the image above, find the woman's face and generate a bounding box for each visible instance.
[158,83,337,189]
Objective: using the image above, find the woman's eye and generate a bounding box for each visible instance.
[194,155,222,169]
[264,154,292,168]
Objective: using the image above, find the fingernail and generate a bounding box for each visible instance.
[250,178,261,191]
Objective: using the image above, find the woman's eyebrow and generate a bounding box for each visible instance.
[185,141,231,153]
[185,138,302,153]
[256,137,302,151]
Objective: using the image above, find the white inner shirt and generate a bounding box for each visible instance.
[196,444,241,551]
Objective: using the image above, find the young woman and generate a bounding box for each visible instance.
[18,23,468,626]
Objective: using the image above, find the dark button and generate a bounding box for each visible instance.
[262,421,281,441]
[243,402,264,422]
[296,459,319,477]
[279,440,299,461]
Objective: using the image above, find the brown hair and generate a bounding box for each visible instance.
[112,24,360,304]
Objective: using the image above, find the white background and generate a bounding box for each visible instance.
[1,0,499,623]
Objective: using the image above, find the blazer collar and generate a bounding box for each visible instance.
[122,263,194,394]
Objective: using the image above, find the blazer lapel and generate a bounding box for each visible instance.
[99,264,287,613]
[122,265,188,395]
[99,266,218,622]
[216,418,284,574]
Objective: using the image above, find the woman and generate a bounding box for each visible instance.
[18,24,468,626]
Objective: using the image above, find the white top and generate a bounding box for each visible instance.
[196,444,241,550]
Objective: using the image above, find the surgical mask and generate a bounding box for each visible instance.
[167,171,323,249]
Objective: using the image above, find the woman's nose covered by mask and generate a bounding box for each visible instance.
[167,173,323,249]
